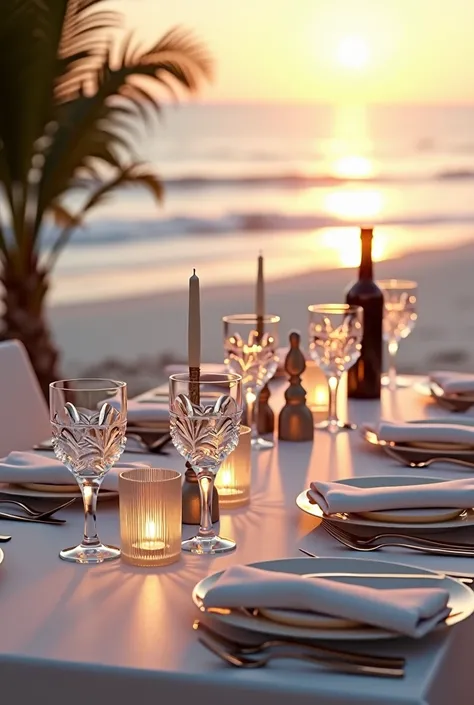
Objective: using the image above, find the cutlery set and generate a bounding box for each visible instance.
[193,620,405,678]
[0,496,74,525]
[320,520,474,557]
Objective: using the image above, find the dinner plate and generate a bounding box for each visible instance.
[362,421,474,458]
[296,475,474,530]
[0,483,118,501]
[193,557,474,641]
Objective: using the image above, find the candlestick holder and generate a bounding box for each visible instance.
[119,468,182,567]
[215,425,251,507]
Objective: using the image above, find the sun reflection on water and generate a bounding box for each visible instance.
[324,189,383,220]
[319,227,388,268]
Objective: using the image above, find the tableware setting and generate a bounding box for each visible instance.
[6,234,474,698]
[298,475,474,534]
[192,557,474,642]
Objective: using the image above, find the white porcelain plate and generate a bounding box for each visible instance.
[362,418,474,452]
[193,557,474,641]
[296,475,474,530]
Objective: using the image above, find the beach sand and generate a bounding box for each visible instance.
[49,240,474,389]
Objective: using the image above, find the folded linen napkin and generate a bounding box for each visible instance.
[308,477,474,515]
[377,420,474,445]
[202,565,450,638]
[110,399,169,427]
[0,452,148,492]
[430,371,474,395]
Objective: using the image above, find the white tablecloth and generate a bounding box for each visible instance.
[1,379,474,705]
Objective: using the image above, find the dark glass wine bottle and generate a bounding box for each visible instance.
[346,227,383,399]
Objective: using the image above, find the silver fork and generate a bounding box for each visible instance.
[194,620,405,669]
[196,630,404,678]
[321,518,474,551]
[321,520,474,556]
[383,446,474,469]
[0,497,75,519]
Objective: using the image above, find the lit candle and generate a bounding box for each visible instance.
[188,269,201,369]
[136,520,166,552]
[301,360,329,411]
[215,426,251,507]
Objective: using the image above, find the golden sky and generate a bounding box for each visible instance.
[118,0,473,104]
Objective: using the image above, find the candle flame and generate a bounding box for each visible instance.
[145,519,157,539]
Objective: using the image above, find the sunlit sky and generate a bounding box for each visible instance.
[118,0,474,104]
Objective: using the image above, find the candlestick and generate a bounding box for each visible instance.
[188,269,201,406]
[188,269,201,369]
[119,468,182,567]
[256,253,264,339]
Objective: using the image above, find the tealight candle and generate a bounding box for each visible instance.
[119,468,182,567]
[215,425,251,508]
[302,360,329,412]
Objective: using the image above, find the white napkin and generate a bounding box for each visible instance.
[126,400,169,426]
[308,477,474,514]
[202,565,450,638]
[430,371,474,395]
[108,399,169,427]
[0,451,148,492]
[377,420,474,445]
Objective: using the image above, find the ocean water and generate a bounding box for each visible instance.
[50,103,474,305]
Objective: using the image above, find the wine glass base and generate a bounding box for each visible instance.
[315,419,357,433]
[59,543,121,564]
[251,436,274,451]
[381,375,412,389]
[181,535,236,555]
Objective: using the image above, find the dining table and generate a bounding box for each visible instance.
[1,375,473,705]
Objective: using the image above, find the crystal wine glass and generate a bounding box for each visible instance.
[50,378,127,564]
[378,280,418,391]
[308,304,363,434]
[169,372,242,555]
[223,314,279,451]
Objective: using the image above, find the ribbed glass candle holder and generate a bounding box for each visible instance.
[215,425,251,508]
[119,468,182,566]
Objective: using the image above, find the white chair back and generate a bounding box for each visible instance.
[0,339,51,456]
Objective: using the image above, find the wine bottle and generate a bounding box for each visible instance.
[346,227,383,399]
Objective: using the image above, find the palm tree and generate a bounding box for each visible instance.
[0,0,211,395]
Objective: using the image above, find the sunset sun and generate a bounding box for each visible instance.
[336,36,370,70]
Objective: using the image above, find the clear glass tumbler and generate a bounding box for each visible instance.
[50,378,127,563]
[169,372,242,554]
[223,313,279,451]
[119,468,182,567]
[308,304,363,433]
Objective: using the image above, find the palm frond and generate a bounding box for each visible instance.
[35,27,211,235]
[44,163,162,269]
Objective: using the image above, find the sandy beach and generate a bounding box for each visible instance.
[48,240,474,389]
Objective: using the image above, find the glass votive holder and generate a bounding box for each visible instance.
[215,425,251,508]
[302,360,329,412]
[119,468,182,567]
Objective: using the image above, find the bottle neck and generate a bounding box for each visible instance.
[359,233,373,280]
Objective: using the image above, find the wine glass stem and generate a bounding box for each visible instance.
[245,388,258,440]
[79,480,101,547]
[197,470,216,538]
[388,340,399,392]
[327,375,341,430]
